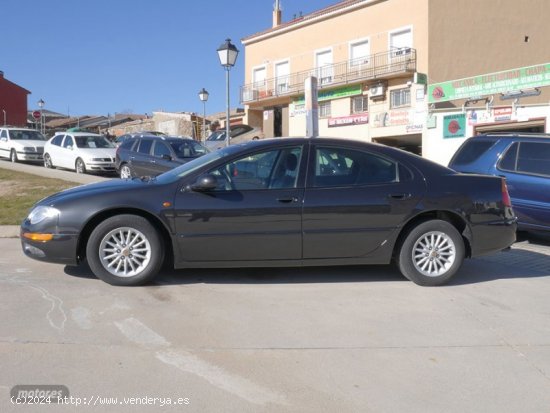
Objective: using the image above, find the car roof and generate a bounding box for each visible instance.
[472,132,550,141]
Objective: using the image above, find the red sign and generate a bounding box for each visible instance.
[32,111,41,120]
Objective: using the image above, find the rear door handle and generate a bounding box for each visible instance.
[277,197,298,203]
[389,193,411,200]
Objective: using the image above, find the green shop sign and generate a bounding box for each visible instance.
[443,114,466,139]
[428,62,550,104]
[293,84,362,104]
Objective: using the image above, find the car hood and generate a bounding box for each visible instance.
[77,148,117,159]
[39,178,157,206]
[13,140,46,148]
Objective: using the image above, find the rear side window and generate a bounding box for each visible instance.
[451,140,496,164]
[498,143,518,172]
[137,139,153,155]
[517,142,550,177]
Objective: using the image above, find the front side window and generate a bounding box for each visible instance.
[170,140,207,158]
[63,137,74,148]
[137,139,153,155]
[207,147,302,191]
[312,146,399,187]
[390,88,411,108]
[153,142,172,158]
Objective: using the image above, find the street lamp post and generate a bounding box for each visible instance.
[37,99,45,134]
[198,88,209,143]
[217,38,239,147]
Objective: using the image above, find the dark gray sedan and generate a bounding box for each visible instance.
[21,137,516,286]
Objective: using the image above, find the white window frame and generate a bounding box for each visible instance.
[252,65,267,89]
[349,37,370,67]
[319,101,332,118]
[274,59,290,94]
[389,25,413,59]
[390,88,411,108]
[352,95,369,113]
[314,47,333,86]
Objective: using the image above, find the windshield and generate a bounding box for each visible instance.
[75,136,114,148]
[9,130,47,141]
[156,146,240,183]
[207,131,227,141]
[169,140,208,158]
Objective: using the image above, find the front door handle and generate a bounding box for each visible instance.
[389,193,411,200]
[277,197,298,203]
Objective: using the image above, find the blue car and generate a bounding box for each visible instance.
[449,133,550,232]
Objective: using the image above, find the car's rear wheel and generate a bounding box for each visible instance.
[75,158,86,174]
[397,220,464,286]
[10,149,18,163]
[86,214,164,286]
[119,163,132,179]
[44,153,53,168]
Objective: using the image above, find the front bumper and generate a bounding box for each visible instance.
[85,161,116,172]
[18,151,44,162]
[20,230,79,266]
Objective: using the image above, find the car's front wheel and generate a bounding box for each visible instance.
[44,153,53,168]
[75,158,86,174]
[397,219,464,286]
[119,163,132,179]
[10,149,18,163]
[86,215,164,286]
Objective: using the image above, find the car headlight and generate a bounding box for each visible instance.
[27,206,60,225]
[90,158,104,162]
[23,146,35,152]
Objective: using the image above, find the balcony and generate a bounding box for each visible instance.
[241,48,416,104]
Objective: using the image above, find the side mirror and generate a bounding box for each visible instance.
[162,154,172,161]
[191,174,218,192]
[0,137,7,142]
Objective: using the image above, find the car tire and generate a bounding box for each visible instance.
[10,149,18,163]
[119,163,133,179]
[397,219,464,286]
[86,214,164,286]
[44,153,53,168]
[75,158,86,174]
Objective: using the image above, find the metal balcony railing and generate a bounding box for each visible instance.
[240,48,416,103]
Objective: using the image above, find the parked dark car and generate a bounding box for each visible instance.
[21,137,516,286]
[449,133,550,232]
[113,131,167,147]
[115,135,209,178]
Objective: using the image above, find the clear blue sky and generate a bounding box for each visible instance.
[3,0,337,118]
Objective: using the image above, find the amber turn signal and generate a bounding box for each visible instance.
[22,233,54,242]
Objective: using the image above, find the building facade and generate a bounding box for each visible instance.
[240,0,550,162]
[0,71,30,127]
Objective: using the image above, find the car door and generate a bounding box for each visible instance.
[58,135,76,169]
[302,143,424,259]
[130,138,155,176]
[497,141,550,230]
[46,134,64,167]
[173,144,305,263]
[0,129,9,159]
[150,141,177,175]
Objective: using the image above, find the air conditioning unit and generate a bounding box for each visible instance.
[242,89,258,102]
[369,84,386,98]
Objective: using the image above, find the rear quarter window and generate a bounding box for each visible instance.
[451,140,496,165]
